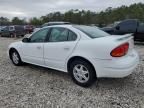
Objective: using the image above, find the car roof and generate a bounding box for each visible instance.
[48,21,70,24]
[42,24,100,29]
[42,21,71,27]
[43,24,73,28]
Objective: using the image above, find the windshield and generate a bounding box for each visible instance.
[0,26,6,30]
[0,27,6,30]
[74,25,110,38]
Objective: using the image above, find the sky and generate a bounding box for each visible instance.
[0,0,144,19]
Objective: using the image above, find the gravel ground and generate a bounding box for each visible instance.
[0,37,144,108]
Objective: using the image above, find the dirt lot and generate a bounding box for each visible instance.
[0,37,144,108]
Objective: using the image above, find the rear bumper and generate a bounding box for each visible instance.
[91,50,139,78]
[101,59,138,78]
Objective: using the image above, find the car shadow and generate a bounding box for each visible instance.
[23,63,135,90]
[23,63,70,78]
[96,77,132,87]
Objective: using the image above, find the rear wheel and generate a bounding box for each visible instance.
[10,50,23,66]
[69,59,97,87]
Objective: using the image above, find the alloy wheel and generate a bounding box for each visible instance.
[12,52,19,64]
[73,64,89,83]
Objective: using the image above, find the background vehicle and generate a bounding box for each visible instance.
[102,19,144,41]
[0,25,25,37]
[8,25,139,87]
[0,26,6,35]
[24,25,34,34]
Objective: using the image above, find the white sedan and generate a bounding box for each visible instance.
[8,25,139,87]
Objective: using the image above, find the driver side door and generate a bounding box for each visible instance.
[21,28,50,66]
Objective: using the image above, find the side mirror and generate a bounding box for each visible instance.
[115,26,120,30]
[22,38,30,43]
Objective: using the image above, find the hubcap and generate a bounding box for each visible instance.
[73,64,89,83]
[12,52,19,64]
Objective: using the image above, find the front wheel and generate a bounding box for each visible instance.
[69,59,97,87]
[10,50,23,66]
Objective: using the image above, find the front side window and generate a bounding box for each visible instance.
[30,28,49,42]
[9,26,15,31]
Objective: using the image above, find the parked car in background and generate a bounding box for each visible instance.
[102,19,144,41]
[24,25,34,34]
[0,25,25,37]
[8,25,139,87]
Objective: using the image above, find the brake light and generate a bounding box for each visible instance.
[111,43,129,57]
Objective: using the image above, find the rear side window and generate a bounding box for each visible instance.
[49,27,77,42]
[49,28,68,42]
[68,31,77,41]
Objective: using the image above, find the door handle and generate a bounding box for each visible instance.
[37,46,41,49]
[64,47,70,50]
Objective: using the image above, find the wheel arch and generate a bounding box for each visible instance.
[67,56,97,77]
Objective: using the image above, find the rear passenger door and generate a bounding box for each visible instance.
[44,27,78,70]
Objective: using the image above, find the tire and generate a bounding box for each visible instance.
[10,50,23,66]
[10,34,14,38]
[69,59,97,87]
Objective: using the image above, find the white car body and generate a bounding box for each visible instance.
[8,25,139,78]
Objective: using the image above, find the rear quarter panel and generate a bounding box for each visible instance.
[69,36,119,60]
[66,35,134,66]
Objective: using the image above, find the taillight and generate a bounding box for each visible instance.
[111,43,129,57]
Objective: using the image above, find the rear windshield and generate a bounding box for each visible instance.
[73,25,110,38]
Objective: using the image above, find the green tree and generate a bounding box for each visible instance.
[11,17,25,25]
[0,17,10,26]
[29,17,42,26]
[25,3,144,26]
